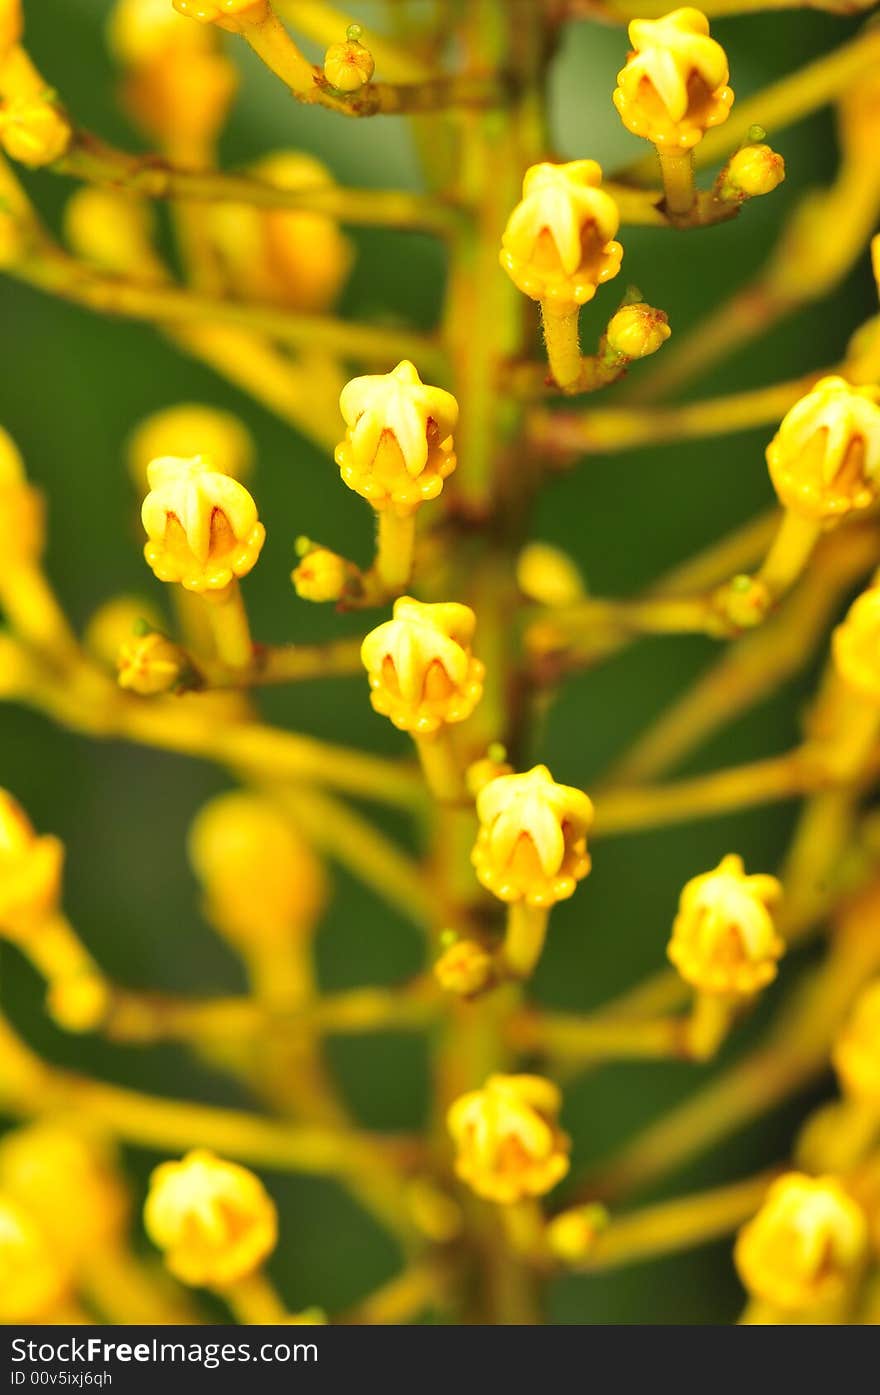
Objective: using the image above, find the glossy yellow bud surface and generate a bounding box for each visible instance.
[448,1074,570,1204]
[144,1149,277,1287]
[766,376,880,522]
[735,1173,867,1312]
[472,764,593,908]
[323,39,374,93]
[141,455,265,593]
[667,853,783,996]
[292,546,350,603]
[605,303,671,360]
[336,361,458,515]
[500,161,622,308]
[614,8,733,150]
[725,144,785,198]
[361,597,483,734]
[0,98,71,168]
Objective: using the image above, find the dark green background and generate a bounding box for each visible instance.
[0,0,873,1323]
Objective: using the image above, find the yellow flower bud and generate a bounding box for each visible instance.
[172,0,268,30]
[724,144,785,199]
[0,1,23,58]
[144,1150,277,1288]
[832,980,880,1104]
[447,1073,570,1204]
[84,595,164,670]
[141,455,265,593]
[546,1204,609,1265]
[361,597,484,735]
[667,854,783,996]
[324,37,374,94]
[336,361,458,515]
[117,629,188,696]
[64,187,157,278]
[766,376,880,522]
[124,46,237,147]
[833,586,880,704]
[246,152,353,313]
[434,938,494,997]
[613,8,733,150]
[0,96,71,168]
[108,0,214,65]
[0,1124,128,1263]
[127,405,253,496]
[0,426,44,567]
[515,542,585,607]
[500,161,623,309]
[0,789,64,936]
[472,764,593,909]
[291,546,350,603]
[0,1194,71,1322]
[46,974,111,1034]
[605,303,671,360]
[465,749,514,797]
[735,1173,867,1312]
[188,792,326,947]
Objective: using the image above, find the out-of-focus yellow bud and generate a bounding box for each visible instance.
[0,97,71,168]
[472,764,593,909]
[84,595,164,670]
[0,1,23,58]
[361,597,484,735]
[0,426,44,567]
[613,8,733,150]
[141,455,265,593]
[125,46,237,148]
[516,542,585,607]
[144,1150,277,1288]
[117,629,188,695]
[172,0,268,30]
[434,938,494,997]
[723,144,785,199]
[605,303,671,360]
[323,26,374,93]
[46,974,111,1035]
[500,161,622,309]
[108,0,214,65]
[766,376,880,522]
[448,1074,570,1204]
[0,632,33,700]
[188,791,326,947]
[667,853,783,996]
[127,405,253,497]
[833,980,880,1104]
[0,1195,71,1322]
[465,746,514,798]
[546,1203,609,1265]
[336,361,458,516]
[735,1173,867,1312]
[0,1124,128,1263]
[291,544,351,603]
[0,789,64,936]
[833,587,880,704]
[64,187,157,278]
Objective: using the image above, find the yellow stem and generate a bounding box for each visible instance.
[657,148,695,217]
[501,903,550,980]
[203,581,253,670]
[375,510,416,593]
[0,563,77,660]
[756,512,822,600]
[413,727,466,804]
[222,1269,289,1325]
[540,303,583,393]
[685,992,737,1062]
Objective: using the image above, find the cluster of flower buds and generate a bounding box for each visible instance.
[141,455,265,595]
[144,1149,277,1288]
[735,1173,868,1314]
[667,854,784,996]
[500,161,623,310]
[361,598,484,735]
[447,1074,570,1204]
[613,8,733,151]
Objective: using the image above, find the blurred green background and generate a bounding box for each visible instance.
[0,0,874,1324]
